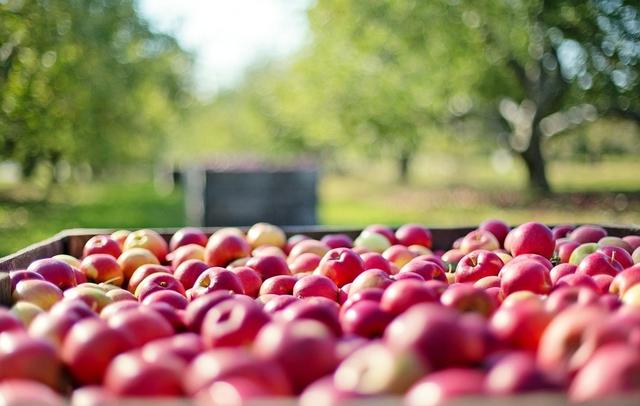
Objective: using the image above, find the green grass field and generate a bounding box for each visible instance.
[1,157,638,257]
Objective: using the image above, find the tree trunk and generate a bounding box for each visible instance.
[397,149,412,184]
[520,124,551,195]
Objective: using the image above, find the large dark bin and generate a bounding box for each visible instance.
[184,164,318,227]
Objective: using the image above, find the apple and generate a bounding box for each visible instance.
[127,263,171,293]
[288,239,331,260]
[460,230,500,254]
[285,233,310,254]
[50,298,95,320]
[634,247,640,264]
[568,242,599,265]
[253,320,338,393]
[103,302,146,321]
[277,298,342,337]
[500,259,552,296]
[104,351,183,397]
[79,254,124,286]
[141,290,189,309]
[610,264,640,297]
[395,224,432,248]
[385,303,485,369]
[340,300,393,338]
[190,267,244,298]
[201,299,270,348]
[354,231,391,253]
[251,245,287,259]
[552,224,575,240]
[342,288,384,313]
[392,271,425,281]
[28,310,86,351]
[576,252,623,277]
[10,301,44,327]
[123,229,169,262]
[259,275,297,296]
[262,295,300,314]
[228,266,262,298]
[26,258,76,290]
[479,219,510,246]
[599,236,633,253]
[486,351,558,394]
[117,248,160,282]
[508,222,555,259]
[507,253,553,270]
[597,245,634,269]
[321,233,353,249]
[0,308,24,333]
[623,235,640,251]
[550,263,577,285]
[490,298,552,351]
[70,386,115,406]
[622,283,640,307]
[12,280,62,311]
[246,222,286,249]
[570,225,608,244]
[364,224,398,245]
[500,290,542,308]
[405,368,486,406]
[569,343,640,403]
[246,255,291,281]
[9,270,44,292]
[474,275,501,289]
[300,376,367,406]
[168,243,205,269]
[455,250,503,283]
[183,291,234,333]
[289,252,322,275]
[382,245,417,268]
[360,252,392,274]
[399,259,447,282]
[204,232,251,267]
[63,285,112,312]
[108,307,174,347]
[555,273,598,291]
[0,331,61,389]
[170,227,208,251]
[83,235,122,259]
[62,318,134,385]
[184,348,291,396]
[52,254,81,269]
[0,380,64,406]
[293,274,338,301]
[111,229,130,248]
[557,240,580,264]
[134,272,186,301]
[440,284,495,317]
[315,248,365,288]
[545,286,599,314]
[142,332,204,364]
[441,249,466,270]
[348,269,393,297]
[173,259,209,290]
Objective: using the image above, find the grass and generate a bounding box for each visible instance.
[1,156,639,257]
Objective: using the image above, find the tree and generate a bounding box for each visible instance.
[0,0,192,179]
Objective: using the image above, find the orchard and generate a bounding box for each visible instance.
[2,221,640,405]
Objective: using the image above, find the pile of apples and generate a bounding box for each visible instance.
[2,221,640,405]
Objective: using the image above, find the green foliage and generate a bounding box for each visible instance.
[0,0,193,177]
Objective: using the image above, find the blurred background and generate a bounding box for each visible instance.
[1,0,639,255]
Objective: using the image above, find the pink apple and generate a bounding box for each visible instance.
[455,250,503,283]
[576,252,624,277]
[395,224,432,248]
[229,266,262,297]
[610,264,640,297]
[360,252,392,274]
[364,224,398,245]
[204,233,251,267]
[189,267,244,299]
[399,259,447,282]
[440,284,495,317]
[340,300,393,338]
[552,224,575,240]
[557,240,580,264]
[598,236,634,253]
[134,272,186,301]
[545,286,599,314]
[486,351,558,394]
[126,263,170,293]
[293,274,338,301]
[104,351,183,397]
[405,368,486,406]
[170,227,208,251]
[83,235,122,259]
[277,298,342,337]
[183,291,234,333]
[490,298,552,352]
[27,258,77,290]
[382,245,417,268]
[570,225,607,244]
[474,275,501,289]
[262,295,300,314]
[0,331,62,388]
[259,275,297,296]
[289,253,322,274]
[508,222,555,259]
[142,332,204,364]
[460,229,500,254]
[0,380,64,406]
[202,299,270,348]
[441,249,466,269]
[141,290,188,309]
[321,233,353,249]
[500,259,552,296]
[173,259,209,290]
[80,254,124,286]
[554,273,598,291]
[479,219,510,246]
[107,307,174,348]
[246,255,291,281]
[597,245,634,269]
[0,308,24,333]
[288,239,330,260]
[380,280,437,316]
[9,270,44,292]
[550,263,577,285]
[168,243,205,269]
[623,235,640,251]
[315,248,365,288]
[348,269,393,297]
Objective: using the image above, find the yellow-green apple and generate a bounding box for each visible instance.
[111,230,130,248]
[201,299,270,348]
[10,301,43,327]
[315,248,365,288]
[169,227,208,251]
[364,224,398,245]
[12,280,62,311]
[405,368,486,406]
[63,284,112,312]
[395,224,432,248]
[0,331,62,389]
[246,222,286,249]
[292,274,338,301]
[80,254,124,286]
[455,250,503,283]
[117,248,160,282]
[354,231,391,253]
[460,230,500,254]
[259,275,297,296]
[479,219,511,246]
[27,258,77,290]
[622,283,640,306]
[105,287,136,302]
[570,225,607,244]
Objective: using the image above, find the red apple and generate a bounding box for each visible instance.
[277,298,342,337]
[127,263,171,293]
[170,227,208,251]
[285,233,310,254]
[28,310,86,352]
[80,254,124,286]
[123,229,169,262]
[173,259,209,290]
[142,332,204,364]
[360,252,392,274]
[500,259,552,296]
[315,248,365,288]
[168,243,205,269]
[289,252,321,274]
[0,308,24,333]
[340,300,393,338]
[62,318,134,385]
[382,245,417,268]
[395,224,432,248]
[118,248,160,282]
[576,252,624,277]
[262,295,300,314]
[104,351,183,397]
[201,299,270,348]
[610,264,640,297]
[555,273,598,291]
[183,291,234,333]
[508,222,555,259]
[570,225,607,244]
[246,222,286,249]
[321,233,353,249]
[460,229,500,254]
[490,298,552,351]
[229,266,262,298]
[552,224,575,240]
[405,368,486,406]
[134,272,186,301]
[254,320,338,393]
[599,236,634,253]
[259,275,297,296]
[27,258,76,290]
[479,219,510,246]
[288,239,330,260]
[190,267,244,298]
[83,235,122,259]
[545,286,599,314]
[392,271,425,281]
[70,386,116,406]
[550,263,577,285]
[107,307,174,348]
[205,232,251,267]
[12,279,62,311]
[507,253,553,270]
[557,240,580,264]
[597,245,634,270]
[440,284,495,317]
[142,289,189,309]
[246,255,291,281]
[0,331,61,389]
[348,269,393,297]
[0,380,64,406]
[399,259,447,282]
[293,274,338,301]
[342,288,384,313]
[100,300,140,320]
[455,250,503,283]
[9,270,44,292]
[485,351,559,394]
[441,249,466,269]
